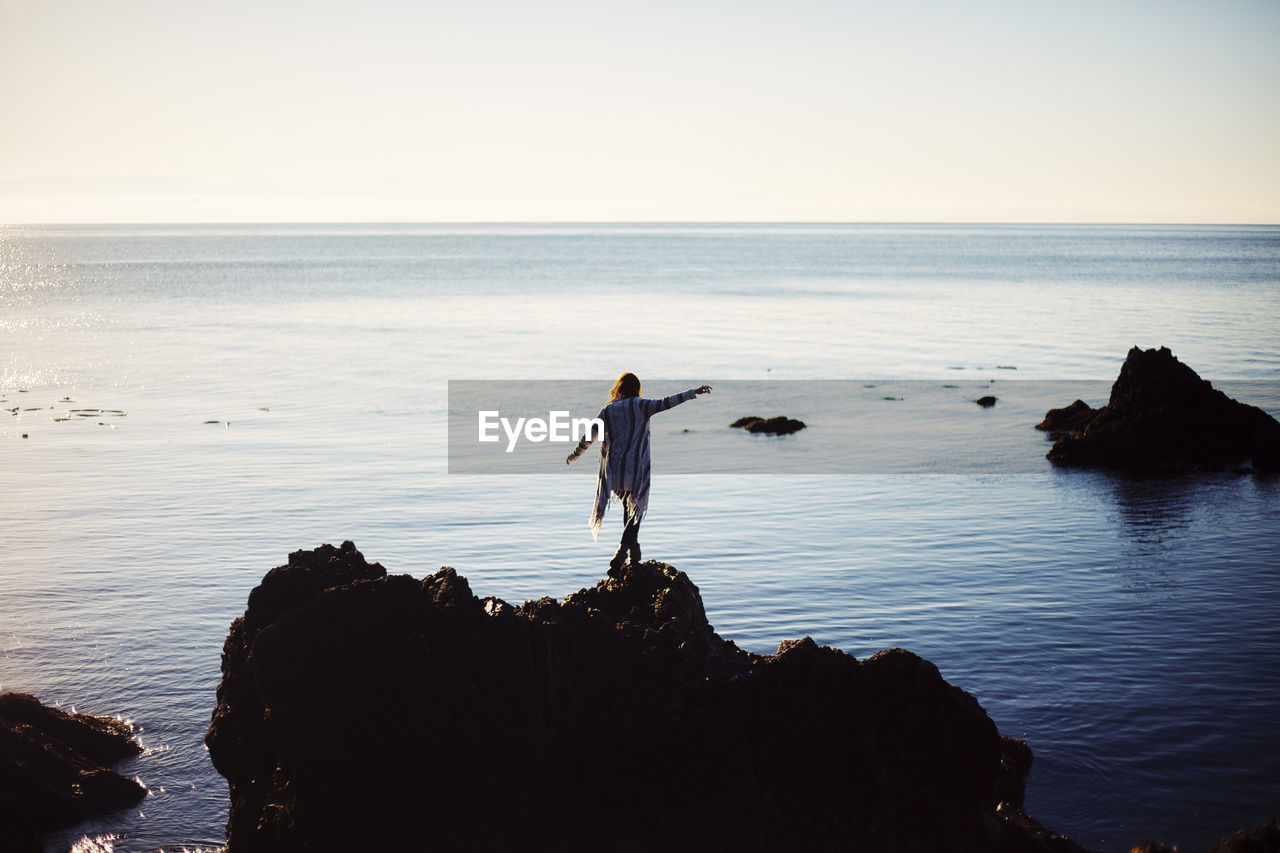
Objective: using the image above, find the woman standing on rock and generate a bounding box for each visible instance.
[566,373,711,573]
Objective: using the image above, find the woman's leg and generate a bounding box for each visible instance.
[623,508,641,564]
[611,496,641,571]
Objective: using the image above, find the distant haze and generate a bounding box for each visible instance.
[2,0,1278,224]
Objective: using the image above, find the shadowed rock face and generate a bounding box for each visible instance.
[206,542,1090,853]
[0,692,145,852]
[1037,399,1098,436]
[1039,347,1280,473]
[1208,813,1280,852]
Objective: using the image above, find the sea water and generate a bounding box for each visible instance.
[1,223,1278,851]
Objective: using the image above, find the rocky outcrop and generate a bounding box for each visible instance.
[1037,399,1098,436]
[1038,347,1280,472]
[0,691,146,852]
[207,542,1091,853]
[1207,813,1280,852]
[976,395,998,408]
[731,415,807,435]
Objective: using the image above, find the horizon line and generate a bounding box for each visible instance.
[4,219,1279,228]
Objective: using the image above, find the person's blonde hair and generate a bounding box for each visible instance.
[609,372,641,402]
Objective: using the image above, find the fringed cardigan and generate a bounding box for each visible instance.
[567,389,699,540]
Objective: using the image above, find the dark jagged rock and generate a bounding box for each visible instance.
[0,692,146,852]
[976,395,998,408]
[205,540,387,829]
[207,542,1092,853]
[1037,399,1099,436]
[1038,347,1280,473]
[731,415,807,435]
[1208,814,1280,852]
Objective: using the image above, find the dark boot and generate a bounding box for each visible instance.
[609,546,628,576]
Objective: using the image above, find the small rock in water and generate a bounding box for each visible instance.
[975,396,998,408]
[731,415,806,435]
[21,433,28,439]
[883,396,903,401]
[996,365,1017,370]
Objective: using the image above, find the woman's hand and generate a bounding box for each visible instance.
[694,385,712,395]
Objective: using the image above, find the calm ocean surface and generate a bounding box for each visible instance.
[2,223,1278,852]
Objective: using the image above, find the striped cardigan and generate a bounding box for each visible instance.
[567,389,699,540]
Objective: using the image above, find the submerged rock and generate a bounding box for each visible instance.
[976,395,998,408]
[207,542,1091,853]
[0,692,145,852]
[1038,347,1280,473]
[731,415,807,435]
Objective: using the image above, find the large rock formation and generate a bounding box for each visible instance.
[207,542,1090,852]
[1038,347,1280,473]
[0,691,146,852]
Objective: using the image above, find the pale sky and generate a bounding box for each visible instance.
[2,0,1278,223]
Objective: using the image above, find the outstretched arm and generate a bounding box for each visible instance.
[641,385,712,416]
[565,433,593,465]
[566,406,607,465]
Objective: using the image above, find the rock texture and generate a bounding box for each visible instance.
[731,415,807,435]
[0,691,146,852]
[1207,813,1280,852]
[1038,347,1280,472]
[207,542,1090,853]
[1037,399,1098,436]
